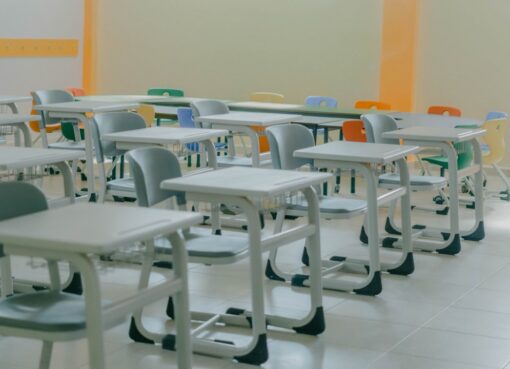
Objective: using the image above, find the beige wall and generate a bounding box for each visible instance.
[416,0,510,167]
[96,0,383,105]
[416,0,510,119]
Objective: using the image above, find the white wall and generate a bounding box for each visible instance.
[96,0,383,105]
[0,0,84,113]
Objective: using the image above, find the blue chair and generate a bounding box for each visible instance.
[486,111,508,120]
[177,108,227,167]
[305,96,338,108]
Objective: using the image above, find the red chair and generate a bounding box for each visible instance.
[427,105,462,116]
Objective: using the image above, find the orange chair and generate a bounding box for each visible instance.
[355,100,392,111]
[249,92,285,153]
[427,105,462,117]
[29,96,61,144]
[342,120,366,193]
[66,87,85,97]
[342,120,367,142]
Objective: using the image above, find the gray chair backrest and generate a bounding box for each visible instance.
[190,100,229,128]
[266,124,314,170]
[361,114,400,145]
[92,112,147,160]
[31,90,74,126]
[126,147,186,207]
[0,182,48,222]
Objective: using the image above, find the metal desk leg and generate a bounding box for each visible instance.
[462,138,485,240]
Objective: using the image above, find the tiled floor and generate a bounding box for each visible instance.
[2,164,510,369]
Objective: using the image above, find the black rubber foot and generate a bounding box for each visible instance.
[413,224,427,230]
[466,202,475,209]
[153,261,173,269]
[265,260,285,282]
[437,234,461,255]
[270,212,277,220]
[329,256,346,263]
[359,226,368,244]
[462,221,485,241]
[80,173,87,181]
[291,274,309,287]
[62,272,83,295]
[161,334,176,351]
[129,317,155,344]
[293,307,325,335]
[436,207,449,215]
[301,247,309,267]
[388,252,415,276]
[384,218,401,235]
[112,196,124,202]
[234,334,268,365]
[214,229,222,235]
[382,237,398,249]
[225,307,253,328]
[433,195,445,205]
[353,271,382,296]
[88,193,97,203]
[166,297,174,319]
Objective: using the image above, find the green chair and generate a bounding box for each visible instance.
[147,88,184,126]
[422,125,477,177]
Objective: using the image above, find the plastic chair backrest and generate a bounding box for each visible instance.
[355,100,391,110]
[486,111,508,121]
[147,88,184,97]
[481,118,508,164]
[0,182,48,221]
[190,100,229,129]
[177,108,199,152]
[342,120,367,143]
[427,106,462,117]
[266,124,314,170]
[127,147,186,207]
[250,92,285,103]
[454,124,477,169]
[31,90,74,128]
[92,112,147,159]
[305,96,338,108]
[136,104,156,127]
[66,88,85,97]
[361,114,399,145]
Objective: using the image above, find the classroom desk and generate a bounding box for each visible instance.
[293,116,344,142]
[0,96,32,113]
[0,146,82,206]
[35,101,139,202]
[0,96,35,146]
[0,114,38,147]
[392,112,483,128]
[161,166,331,364]
[196,112,301,167]
[295,141,418,294]
[0,203,200,369]
[228,101,381,119]
[384,126,486,254]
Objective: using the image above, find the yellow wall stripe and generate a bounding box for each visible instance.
[379,0,419,112]
[0,39,79,57]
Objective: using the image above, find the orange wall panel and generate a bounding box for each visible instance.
[380,0,419,112]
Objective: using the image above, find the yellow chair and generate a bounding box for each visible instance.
[480,116,510,200]
[136,104,156,127]
[250,92,285,103]
[249,92,285,153]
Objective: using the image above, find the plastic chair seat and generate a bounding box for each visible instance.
[422,154,472,170]
[48,141,86,151]
[106,178,135,192]
[155,230,249,259]
[0,292,89,332]
[287,196,367,217]
[379,173,447,189]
